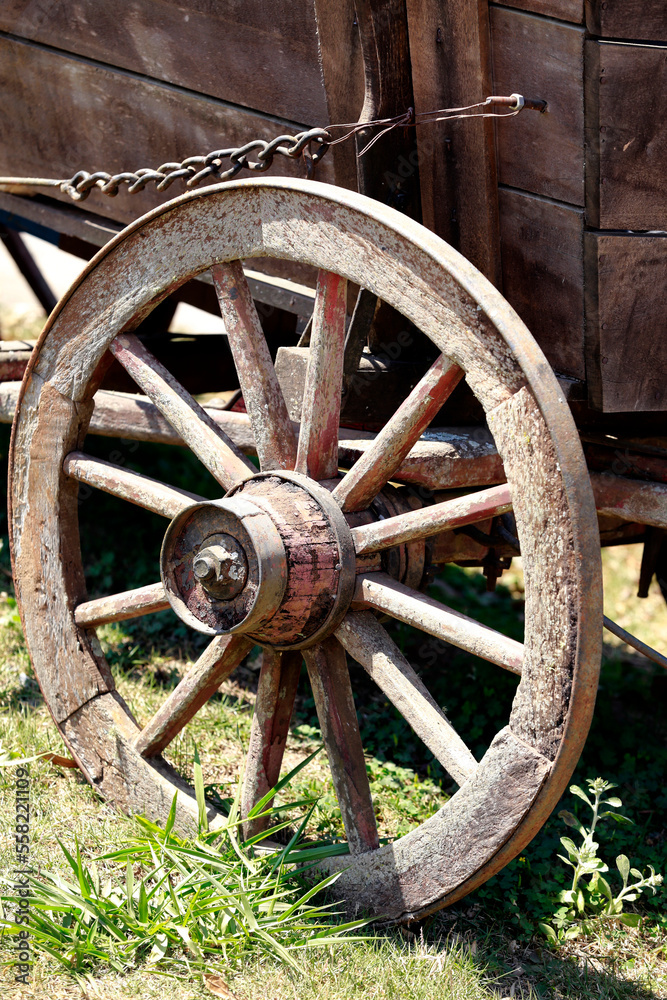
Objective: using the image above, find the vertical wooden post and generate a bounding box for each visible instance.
[405,0,502,287]
[314,0,422,218]
[312,0,364,190]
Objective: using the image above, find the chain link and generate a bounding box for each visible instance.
[59,128,331,202]
[0,96,544,203]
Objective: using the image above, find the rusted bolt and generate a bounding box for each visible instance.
[194,534,248,600]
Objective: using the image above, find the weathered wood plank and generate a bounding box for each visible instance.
[585,40,667,231]
[0,34,335,226]
[586,1,667,42]
[303,637,379,854]
[312,0,364,190]
[64,451,202,519]
[0,383,507,490]
[495,0,583,23]
[491,7,585,206]
[0,0,328,125]
[591,472,667,530]
[351,0,422,221]
[584,233,667,413]
[406,0,501,284]
[498,188,584,381]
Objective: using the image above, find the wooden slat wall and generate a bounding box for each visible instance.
[0,34,335,227]
[499,189,584,379]
[312,0,364,191]
[585,234,667,413]
[586,40,667,231]
[0,1,329,124]
[495,0,582,23]
[490,7,584,206]
[490,2,667,409]
[586,0,667,42]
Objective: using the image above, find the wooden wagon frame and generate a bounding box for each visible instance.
[0,0,665,922]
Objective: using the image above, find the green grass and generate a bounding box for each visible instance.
[0,422,666,997]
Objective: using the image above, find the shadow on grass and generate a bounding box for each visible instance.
[396,916,664,1000]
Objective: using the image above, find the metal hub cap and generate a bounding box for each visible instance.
[192,535,248,599]
[160,471,356,647]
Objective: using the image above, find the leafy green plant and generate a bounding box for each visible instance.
[540,778,663,945]
[0,749,369,979]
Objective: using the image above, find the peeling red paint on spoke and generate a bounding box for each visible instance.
[333,354,464,512]
[303,637,379,854]
[75,582,169,627]
[295,270,347,481]
[63,451,203,518]
[351,483,513,554]
[241,649,302,839]
[212,260,297,472]
[110,332,255,489]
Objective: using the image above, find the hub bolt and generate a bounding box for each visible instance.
[193,534,248,600]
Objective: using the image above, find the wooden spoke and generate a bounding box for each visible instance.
[134,634,253,758]
[241,649,302,839]
[295,270,348,481]
[352,483,513,554]
[336,612,478,786]
[75,582,169,627]
[333,353,464,511]
[354,573,524,675]
[303,637,379,854]
[110,332,255,489]
[212,261,297,472]
[63,451,203,518]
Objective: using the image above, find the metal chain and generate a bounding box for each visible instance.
[0,95,546,203]
[59,128,331,202]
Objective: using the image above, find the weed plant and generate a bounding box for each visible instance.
[0,751,367,980]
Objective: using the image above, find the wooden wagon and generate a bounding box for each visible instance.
[0,0,666,922]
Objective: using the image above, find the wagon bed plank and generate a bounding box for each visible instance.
[585,40,667,231]
[498,188,584,381]
[584,233,667,413]
[585,0,667,42]
[0,34,335,227]
[490,6,585,207]
[0,0,328,124]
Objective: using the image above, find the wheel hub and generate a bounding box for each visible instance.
[160,471,356,648]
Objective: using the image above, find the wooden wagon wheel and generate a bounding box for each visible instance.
[9,177,602,922]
